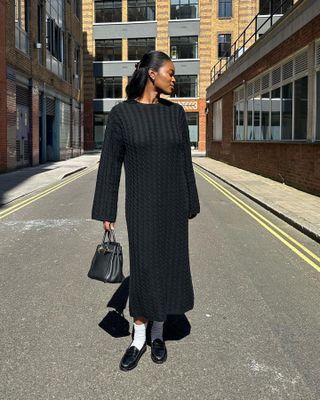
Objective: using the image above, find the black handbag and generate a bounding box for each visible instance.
[88,229,124,283]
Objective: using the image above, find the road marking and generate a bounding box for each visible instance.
[194,166,320,273]
[0,166,98,220]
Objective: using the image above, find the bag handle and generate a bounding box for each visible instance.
[102,228,117,244]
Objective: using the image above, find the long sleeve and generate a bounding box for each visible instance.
[91,106,125,222]
[179,106,200,218]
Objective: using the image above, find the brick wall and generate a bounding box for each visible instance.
[83,0,94,150]
[0,0,6,171]
[207,13,320,195]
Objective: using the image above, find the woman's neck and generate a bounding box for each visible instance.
[136,90,161,104]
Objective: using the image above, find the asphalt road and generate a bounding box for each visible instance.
[0,165,319,400]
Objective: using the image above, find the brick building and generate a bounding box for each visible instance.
[207,0,320,195]
[82,0,259,153]
[0,0,83,173]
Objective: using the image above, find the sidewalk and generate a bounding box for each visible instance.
[0,152,100,206]
[193,157,320,243]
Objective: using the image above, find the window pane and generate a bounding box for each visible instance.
[219,0,232,18]
[270,88,280,140]
[235,101,244,140]
[294,76,308,140]
[316,71,320,140]
[170,36,198,59]
[281,82,293,140]
[247,98,253,140]
[171,75,197,97]
[218,34,231,58]
[261,92,270,140]
[186,112,198,147]
[128,38,155,60]
[253,95,261,140]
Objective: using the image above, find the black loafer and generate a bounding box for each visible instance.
[151,339,167,364]
[119,342,147,371]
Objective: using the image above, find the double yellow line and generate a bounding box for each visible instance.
[193,165,320,273]
[0,165,98,220]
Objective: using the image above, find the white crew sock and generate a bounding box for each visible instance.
[130,322,147,350]
[151,321,164,342]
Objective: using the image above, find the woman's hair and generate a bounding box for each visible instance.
[125,50,172,100]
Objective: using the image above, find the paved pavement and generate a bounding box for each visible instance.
[1,153,319,243]
[0,152,100,206]
[1,160,319,399]
[193,158,320,243]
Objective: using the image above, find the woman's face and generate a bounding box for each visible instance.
[150,60,176,95]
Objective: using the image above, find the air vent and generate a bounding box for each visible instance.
[261,73,269,90]
[295,51,308,75]
[239,87,244,101]
[282,59,293,80]
[247,82,254,97]
[316,42,320,68]
[254,78,261,94]
[272,67,281,86]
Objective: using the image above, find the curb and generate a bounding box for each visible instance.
[61,166,87,179]
[193,162,320,244]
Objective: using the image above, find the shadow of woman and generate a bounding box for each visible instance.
[98,276,191,343]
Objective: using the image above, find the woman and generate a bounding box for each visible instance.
[91,50,200,371]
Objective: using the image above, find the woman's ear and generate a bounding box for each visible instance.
[148,68,157,82]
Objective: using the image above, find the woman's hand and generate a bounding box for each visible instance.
[103,221,115,231]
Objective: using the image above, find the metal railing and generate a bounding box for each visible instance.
[210,0,294,83]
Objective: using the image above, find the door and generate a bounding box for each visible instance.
[16,105,30,167]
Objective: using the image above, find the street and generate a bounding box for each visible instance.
[1,165,320,400]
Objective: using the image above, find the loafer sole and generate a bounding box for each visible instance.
[119,345,147,371]
[151,352,167,364]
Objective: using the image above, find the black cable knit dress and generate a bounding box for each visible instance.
[91,97,200,321]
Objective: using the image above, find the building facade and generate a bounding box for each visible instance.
[207,0,320,195]
[0,0,83,173]
[82,0,258,153]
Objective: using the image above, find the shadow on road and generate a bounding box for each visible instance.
[99,276,191,343]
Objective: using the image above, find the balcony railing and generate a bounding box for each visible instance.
[210,0,294,83]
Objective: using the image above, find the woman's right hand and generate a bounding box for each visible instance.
[103,221,115,231]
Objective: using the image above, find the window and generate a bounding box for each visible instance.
[213,100,222,141]
[170,36,198,59]
[15,0,29,54]
[74,45,81,89]
[95,0,122,23]
[95,77,122,98]
[128,38,155,60]
[128,0,155,22]
[94,113,109,148]
[316,71,320,140]
[46,0,65,77]
[74,0,81,18]
[294,76,308,140]
[259,0,293,15]
[187,113,199,148]
[95,39,122,61]
[281,82,293,140]
[171,75,197,98]
[233,49,309,142]
[219,0,232,18]
[37,1,44,64]
[47,18,63,61]
[218,34,231,58]
[170,0,198,19]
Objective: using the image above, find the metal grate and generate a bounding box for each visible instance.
[282,59,294,80]
[254,78,261,94]
[261,73,270,90]
[247,82,254,97]
[316,42,320,68]
[295,51,308,75]
[272,67,281,86]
